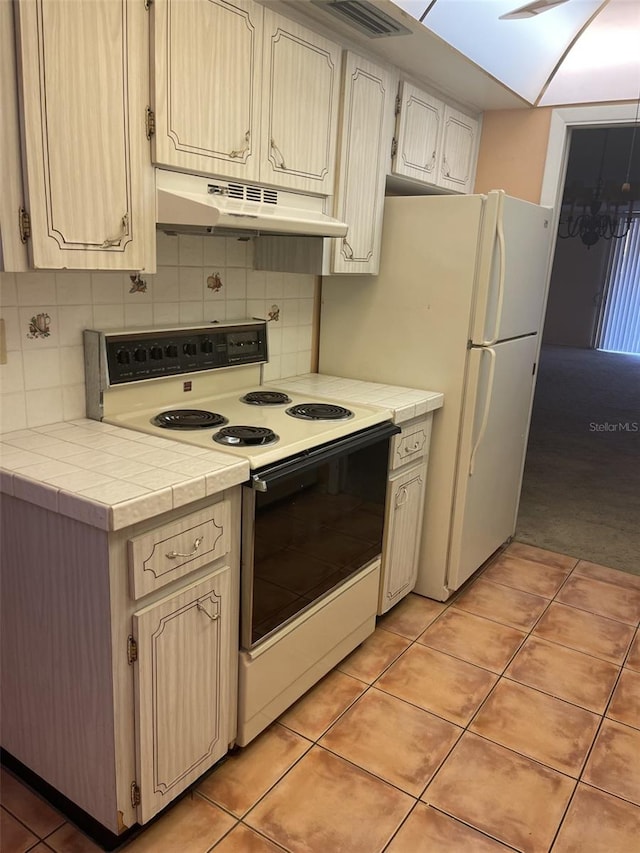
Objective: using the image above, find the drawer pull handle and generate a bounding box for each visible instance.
[197,602,219,622]
[166,536,203,560]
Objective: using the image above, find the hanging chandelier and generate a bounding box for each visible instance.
[558,126,638,250]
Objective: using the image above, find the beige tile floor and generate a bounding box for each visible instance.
[2,542,640,853]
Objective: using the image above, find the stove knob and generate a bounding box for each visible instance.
[165,344,178,358]
[183,342,197,356]
[201,339,214,354]
[150,346,163,360]
[115,349,130,365]
[134,347,147,363]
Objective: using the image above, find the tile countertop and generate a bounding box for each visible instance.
[0,378,443,532]
[268,374,444,424]
[0,419,249,532]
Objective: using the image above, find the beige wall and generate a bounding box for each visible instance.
[474,107,553,203]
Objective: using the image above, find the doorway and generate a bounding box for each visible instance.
[515,110,640,575]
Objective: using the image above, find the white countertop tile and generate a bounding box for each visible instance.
[1,374,442,531]
[271,374,444,424]
[0,419,249,531]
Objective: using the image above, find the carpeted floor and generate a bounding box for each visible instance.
[516,345,640,576]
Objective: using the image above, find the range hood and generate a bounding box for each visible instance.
[156,169,348,238]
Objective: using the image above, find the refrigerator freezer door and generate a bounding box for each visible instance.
[446,334,538,591]
[471,192,552,345]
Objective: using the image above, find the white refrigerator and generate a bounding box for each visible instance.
[319,190,553,600]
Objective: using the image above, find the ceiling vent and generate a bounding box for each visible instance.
[311,0,412,38]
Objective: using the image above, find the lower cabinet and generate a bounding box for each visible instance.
[379,461,428,613]
[378,413,433,614]
[133,567,233,824]
[0,489,240,840]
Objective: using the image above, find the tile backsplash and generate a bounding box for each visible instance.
[0,233,317,433]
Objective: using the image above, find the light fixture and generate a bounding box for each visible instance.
[499,0,570,21]
[558,125,638,250]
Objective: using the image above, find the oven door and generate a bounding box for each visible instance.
[241,421,400,650]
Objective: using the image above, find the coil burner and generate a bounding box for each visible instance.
[241,391,292,406]
[286,403,353,421]
[152,409,228,429]
[213,426,279,446]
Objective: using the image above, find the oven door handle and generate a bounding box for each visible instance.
[250,421,400,492]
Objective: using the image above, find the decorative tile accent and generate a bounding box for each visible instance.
[128,273,147,293]
[267,304,280,321]
[27,312,51,339]
[207,272,223,292]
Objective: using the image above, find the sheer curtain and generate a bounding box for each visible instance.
[597,218,640,354]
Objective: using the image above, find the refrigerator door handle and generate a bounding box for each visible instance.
[483,196,506,346]
[469,346,496,476]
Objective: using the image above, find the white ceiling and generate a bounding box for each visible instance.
[392,0,640,106]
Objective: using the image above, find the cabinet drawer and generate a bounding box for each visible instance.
[390,417,432,470]
[128,501,230,599]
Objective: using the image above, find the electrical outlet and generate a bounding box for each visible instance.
[0,318,7,364]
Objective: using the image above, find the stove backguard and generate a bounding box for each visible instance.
[84,320,268,420]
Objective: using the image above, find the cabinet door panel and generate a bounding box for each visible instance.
[133,568,232,823]
[261,10,340,193]
[15,0,153,270]
[331,53,395,275]
[438,105,478,194]
[152,0,262,181]
[379,462,427,614]
[393,81,443,184]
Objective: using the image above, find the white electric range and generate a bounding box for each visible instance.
[84,320,398,745]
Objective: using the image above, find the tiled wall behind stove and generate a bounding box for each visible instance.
[0,233,317,433]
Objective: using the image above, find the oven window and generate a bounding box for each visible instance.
[248,439,389,646]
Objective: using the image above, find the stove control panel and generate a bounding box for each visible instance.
[85,321,268,386]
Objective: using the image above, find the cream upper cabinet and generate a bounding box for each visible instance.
[438,104,479,194]
[392,80,443,185]
[331,52,396,275]
[151,0,263,183]
[151,2,341,195]
[13,0,155,271]
[392,80,479,195]
[260,9,341,194]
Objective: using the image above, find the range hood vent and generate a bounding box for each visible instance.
[310,0,412,38]
[156,169,348,238]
